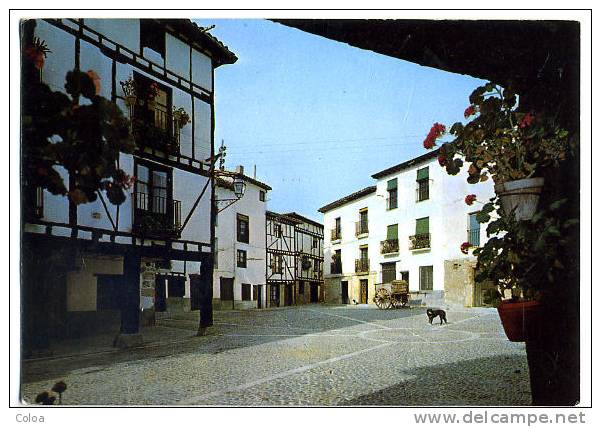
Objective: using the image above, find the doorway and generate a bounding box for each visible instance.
[359,279,368,304]
[284,284,293,306]
[220,277,234,309]
[189,274,201,311]
[155,275,166,312]
[254,285,263,309]
[341,281,349,304]
[310,283,318,303]
[270,284,280,307]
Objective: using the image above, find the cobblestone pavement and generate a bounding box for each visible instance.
[21,305,531,406]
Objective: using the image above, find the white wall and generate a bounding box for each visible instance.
[33,20,215,247]
[322,155,495,295]
[213,181,268,304]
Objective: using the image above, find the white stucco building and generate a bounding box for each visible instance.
[22,18,236,350]
[319,150,495,307]
[213,167,271,310]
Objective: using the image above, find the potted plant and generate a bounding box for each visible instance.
[120,75,137,108]
[172,106,191,143]
[424,82,569,221]
[24,37,51,71]
[147,81,160,109]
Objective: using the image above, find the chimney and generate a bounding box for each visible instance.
[253,165,257,179]
[236,165,244,175]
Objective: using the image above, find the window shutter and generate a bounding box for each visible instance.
[417,167,429,181]
[387,178,398,190]
[387,224,398,240]
[416,217,429,235]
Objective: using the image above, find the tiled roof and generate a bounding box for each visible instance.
[317,186,377,213]
[371,149,440,179]
[282,212,324,229]
[155,19,238,66]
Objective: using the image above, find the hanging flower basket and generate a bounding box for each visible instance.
[497,299,542,342]
[494,177,545,221]
[125,95,137,107]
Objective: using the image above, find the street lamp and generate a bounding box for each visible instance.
[233,177,246,199]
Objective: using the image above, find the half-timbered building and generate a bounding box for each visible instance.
[21,18,236,354]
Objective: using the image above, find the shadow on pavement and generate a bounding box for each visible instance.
[340,353,531,406]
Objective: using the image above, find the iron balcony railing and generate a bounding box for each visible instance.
[380,239,399,254]
[331,228,342,241]
[409,233,431,250]
[355,258,370,273]
[467,228,481,247]
[355,220,369,236]
[330,261,342,275]
[133,192,182,237]
[416,181,430,202]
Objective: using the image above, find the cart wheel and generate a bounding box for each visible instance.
[374,288,391,310]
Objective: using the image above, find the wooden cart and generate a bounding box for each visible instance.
[373,280,409,309]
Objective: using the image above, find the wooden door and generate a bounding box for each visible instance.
[310,283,318,303]
[360,279,368,304]
[220,277,234,301]
[341,281,349,304]
[155,275,166,312]
[284,284,293,306]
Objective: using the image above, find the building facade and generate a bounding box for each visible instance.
[319,150,495,308]
[21,19,236,353]
[213,168,271,310]
[265,212,324,307]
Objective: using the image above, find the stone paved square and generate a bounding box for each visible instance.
[21,305,531,406]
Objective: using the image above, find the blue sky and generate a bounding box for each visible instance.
[194,19,486,222]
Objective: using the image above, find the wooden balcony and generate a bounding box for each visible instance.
[133,192,181,238]
[409,233,431,250]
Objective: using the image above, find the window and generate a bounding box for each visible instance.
[387,224,398,241]
[133,74,171,132]
[242,283,251,301]
[274,223,282,238]
[313,259,320,272]
[134,160,179,234]
[312,236,318,249]
[331,249,342,274]
[416,167,430,201]
[357,208,368,235]
[237,249,247,268]
[416,217,430,236]
[387,178,398,210]
[259,190,266,202]
[419,266,434,291]
[332,217,342,240]
[140,19,165,57]
[468,212,481,247]
[237,214,249,243]
[381,262,397,284]
[360,246,369,262]
[272,254,283,274]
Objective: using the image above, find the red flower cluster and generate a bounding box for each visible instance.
[460,242,471,254]
[423,123,446,149]
[148,82,160,100]
[464,105,476,119]
[437,153,446,167]
[114,171,137,190]
[519,112,535,128]
[464,194,477,205]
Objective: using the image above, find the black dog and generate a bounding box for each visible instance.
[426,308,447,325]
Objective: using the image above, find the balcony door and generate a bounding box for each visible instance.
[134,160,175,234]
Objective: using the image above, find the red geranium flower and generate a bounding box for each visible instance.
[464,105,476,119]
[519,112,535,128]
[464,194,477,205]
[460,242,471,254]
[437,154,446,167]
[423,122,446,149]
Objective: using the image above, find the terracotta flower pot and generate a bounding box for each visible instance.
[497,299,542,342]
[494,177,545,221]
